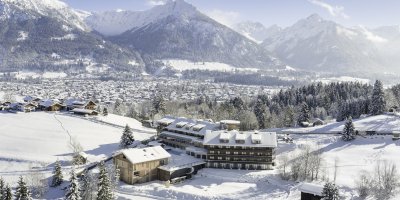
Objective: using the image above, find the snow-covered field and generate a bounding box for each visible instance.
[13,71,67,79]
[0,112,155,183]
[1,112,400,199]
[111,133,400,200]
[315,76,370,84]
[163,59,259,72]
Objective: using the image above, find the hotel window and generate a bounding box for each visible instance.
[241,152,246,155]
[226,157,231,161]
[217,151,221,154]
[210,156,215,159]
[249,152,254,155]
[210,150,215,154]
[218,157,223,160]
[226,151,230,155]
[234,152,239,155]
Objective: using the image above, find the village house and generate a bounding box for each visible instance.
[65,99,97,111]
[39,99,64,111]
[113,146,171,184]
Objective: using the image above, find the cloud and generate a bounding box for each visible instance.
[308,0,349,19]
[147,0,168,6]
[204,9,241,28]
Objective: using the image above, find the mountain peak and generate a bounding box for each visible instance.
[154,0,197,17]
[0,0,88,30]
[306,14,324,22]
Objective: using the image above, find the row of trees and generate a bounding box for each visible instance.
[104,80,389,131]
[0,176,32,200]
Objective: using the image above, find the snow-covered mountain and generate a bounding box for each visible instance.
[261,14,399,74]
[0,0,88,30]
[87,0,284,70]
[0,0,144,73]
[233,21,281,43]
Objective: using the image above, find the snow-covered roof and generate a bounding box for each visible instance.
[71,108,98,114]
[251,133,262,142]
[299,183,324,196]
[158,153,205,172]
[162,117,219,137]
[157,117,176,126]
[219,132,230,140]
[39,99,61,107]
[203,130,277,147]
[115,146,171,165]
[220,120,240,125]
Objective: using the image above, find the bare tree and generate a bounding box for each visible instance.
[278,154,290,180]
[2,91,15,102]
[355,170,371,199]
[372,160,399,200]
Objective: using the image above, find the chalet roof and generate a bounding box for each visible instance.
[39,99,61,107]
[299,183,324,196]
[115,146,171,165]
[203,130,277,147]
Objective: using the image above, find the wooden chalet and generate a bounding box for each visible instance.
[113,146,171,184]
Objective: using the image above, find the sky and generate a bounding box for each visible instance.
[63,0,400,28]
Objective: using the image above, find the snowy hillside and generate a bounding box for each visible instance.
[111,116,400,199]
[262,14,387,73]
[0,0,88,30]
[86,0,198,36]
[0,112,155,183]
[94,0,284,70]
[233,21,281,43]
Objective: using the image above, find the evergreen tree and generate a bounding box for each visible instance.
[322,182,340,200]
[371,80,386,115]
[65,169,81,200]
[51,160,63,187]
[14,176,32,200]
[342,116,356,141]
[4,184,12,200]
[254,99,267,129]
[80,170,96,200]
[97,162,113,200]
[152,95,166,116]
[119,124,135,148]
[103,108,108,116]
[0,177,4,199]
[298,102,311,125]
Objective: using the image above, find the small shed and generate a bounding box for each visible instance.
[299,183,323,200]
